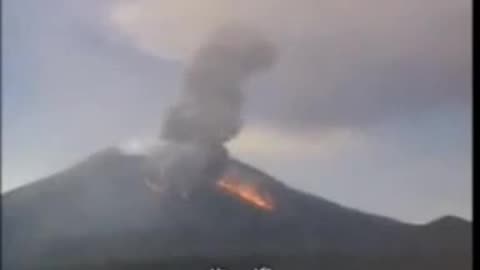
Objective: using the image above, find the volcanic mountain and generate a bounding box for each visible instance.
[2,148,471,270]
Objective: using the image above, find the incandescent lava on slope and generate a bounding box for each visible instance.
[217,174,275,212]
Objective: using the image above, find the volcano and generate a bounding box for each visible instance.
[2,148,471,270]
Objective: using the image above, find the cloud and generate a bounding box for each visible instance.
[2,0,181,191]
[3,0,471,222]
[117,136,166,155]
[227,125,359,161]
[108,0,471,132]
[116,124,358,161]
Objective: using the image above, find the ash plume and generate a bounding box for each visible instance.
[145,25,276,196]
[161,25,277,145]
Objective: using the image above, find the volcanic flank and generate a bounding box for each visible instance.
[2,27,471,270]
[2,149,472,270]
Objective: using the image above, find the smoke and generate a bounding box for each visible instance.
[143,25,277,196]
[161,25,276,145]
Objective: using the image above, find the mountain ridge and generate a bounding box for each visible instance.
[2,148,471,269]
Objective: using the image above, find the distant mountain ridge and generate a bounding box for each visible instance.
[2,148,471,269]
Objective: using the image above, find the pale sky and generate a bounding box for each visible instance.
[2,0,471,224]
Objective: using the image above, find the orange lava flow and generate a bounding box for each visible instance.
[217,176,275,211]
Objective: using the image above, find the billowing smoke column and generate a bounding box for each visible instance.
[162,26,276,144]
[145,26,276,197]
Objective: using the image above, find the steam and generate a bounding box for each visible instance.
[161,25,276,145]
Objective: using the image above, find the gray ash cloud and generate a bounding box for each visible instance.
[144,25,276,196]
[161,25,276,145]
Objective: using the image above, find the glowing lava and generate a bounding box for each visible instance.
[217,175,275,211]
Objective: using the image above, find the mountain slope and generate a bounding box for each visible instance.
[2,148,471,269]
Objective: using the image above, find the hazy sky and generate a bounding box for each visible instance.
[3,0,471,223]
